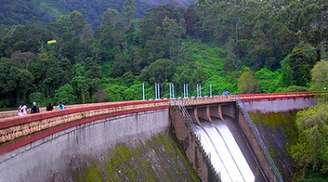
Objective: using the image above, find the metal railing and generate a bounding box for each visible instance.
[171,95,237,107]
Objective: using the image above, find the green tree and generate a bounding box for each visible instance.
[55,84,77,104]
[311,60,328,91]
[123,0,136,26]
[49,11,90,63]
[141,6,185,62]
[0,58,34,105]
[104,83,127,101]
[95,8,127,67]
[32,52,72,97]
[255,68,282,93]
[173,63,207,84]
[237,67,258,93]
[28,92,46,106]
[71,64,91,103]
[0,24,50,58]
[140,59,176,83]
[290,104,328,178]
[204,75,237,95]
[281,42,318,86]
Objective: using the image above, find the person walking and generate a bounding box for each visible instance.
[18,104,28,116]
[31,102,40,114]
[58,102,65,110]
[46,103,54,111]
[17,105,23,116]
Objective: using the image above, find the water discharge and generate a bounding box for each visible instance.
[194,121,255,182]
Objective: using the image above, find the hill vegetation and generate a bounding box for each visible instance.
[0,0,193,26]
[0,0,326,108]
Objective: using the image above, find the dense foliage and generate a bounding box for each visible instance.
[0,0,327,108]
[291,104,328,181]
[286,60,328,180]
[311,60,328,91]
[0,0,192,26]
[188,0,327,69]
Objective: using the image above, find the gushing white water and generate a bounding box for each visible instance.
[194,121,255,182]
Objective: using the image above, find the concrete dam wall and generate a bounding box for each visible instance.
[239,96,317,181]
[240,95,316,113]
[0,109,170,182]
[0,93,318,182]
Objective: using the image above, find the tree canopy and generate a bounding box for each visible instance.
[0,0,326,108]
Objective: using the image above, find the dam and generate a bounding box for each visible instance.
[0,92,318,182]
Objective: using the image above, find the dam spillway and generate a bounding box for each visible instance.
[194,121,255,182]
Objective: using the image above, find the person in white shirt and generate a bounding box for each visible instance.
[17,104,28,116]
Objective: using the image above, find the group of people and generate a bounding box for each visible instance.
[17,102,65,116]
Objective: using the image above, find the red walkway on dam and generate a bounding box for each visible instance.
[0,92,315,155]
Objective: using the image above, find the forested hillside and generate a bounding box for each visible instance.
[0,0,193,26]
[0,0,327,108]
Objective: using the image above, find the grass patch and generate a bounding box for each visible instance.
[183,40,225,77]
[83,165,103,182]
[183,39,238,94]
[301,170,328,182]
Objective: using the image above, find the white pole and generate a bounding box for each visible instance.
[210,84,212,97]
[155,83,157,100]
[142,82,145,100]
[169,83,172,99]
[197,84,199,97]
[196,84,198,97]
[172,83,175,99]
[187,84,189,98]
[157,83,160,99]
[200,84,202,97]
[183,84,186,98]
